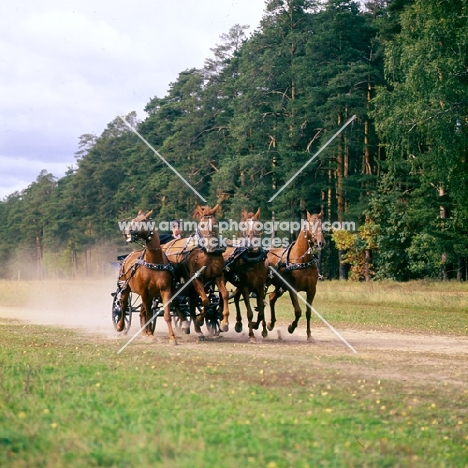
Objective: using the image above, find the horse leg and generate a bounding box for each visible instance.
[240,285,256,343]
[161,289,177,345]
[172,296,190,334]
[267,288,283,331]
[306,286,317,343]
[233,288,243,333]
[287,289,303,335]
[254,287,268,338]
[140,297,152,336]
[215,275,230,332]
[117,286,130,332]
[191,279,208,339]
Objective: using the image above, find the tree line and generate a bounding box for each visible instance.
[1,0,467,280]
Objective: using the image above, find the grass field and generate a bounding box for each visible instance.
[0,279,467,467]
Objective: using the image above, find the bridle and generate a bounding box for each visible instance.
[126,217,160,251]
[196,215,221,252]
[240,217,262,249]
[302,218,324,253]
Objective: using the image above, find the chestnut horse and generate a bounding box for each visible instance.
[116,210,177,344]
[162,204,230,339]
[223,208,268,343]
[267,211,325,342]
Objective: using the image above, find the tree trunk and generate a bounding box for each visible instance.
[439,185,447,281]
[338,250,347,280]
[364,249,372,282]
[336,114,347,280]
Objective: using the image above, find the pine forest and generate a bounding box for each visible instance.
[1,0,467,281]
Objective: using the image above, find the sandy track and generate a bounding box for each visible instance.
[1,305,467,355]
[1,276,467,356]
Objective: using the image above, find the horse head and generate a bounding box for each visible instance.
[304,210,326,251]
[192,203,220,219]
[240,208,262,250]
[192,204,222,253]
[124,209,154,243]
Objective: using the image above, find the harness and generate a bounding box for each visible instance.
[165,232,226,263]
[277,256,319,272]
[224,246,268,273]
[270,239,319,275]
[135,256,174,272]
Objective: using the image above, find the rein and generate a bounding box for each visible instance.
[271,233,320,274]
[277,257,319,273]
[224,246,267,272]
[135,256,173,272]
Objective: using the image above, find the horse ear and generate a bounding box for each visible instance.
[137,209,144,215]
[254,207,261,219]
[146,209,153,219]
[192,204,202,219]
[241,208,248,219]
[206,203,220,216]
[306,210,311,218]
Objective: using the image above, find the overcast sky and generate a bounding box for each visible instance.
[0,0,266,200]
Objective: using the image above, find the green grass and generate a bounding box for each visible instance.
[1,278,466,335]
[0,322,467,467]
[270,280,468,336]
[0,279,467,466]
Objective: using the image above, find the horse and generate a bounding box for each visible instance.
[162,204,230,340]
[115,209,177,344]
[222,208,268,343]
[266,211,325,342]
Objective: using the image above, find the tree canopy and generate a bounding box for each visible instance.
[1,0,466,280]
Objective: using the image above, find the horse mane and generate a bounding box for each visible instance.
[192,203,220,219]
[241,207,260,221]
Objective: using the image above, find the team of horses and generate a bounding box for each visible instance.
[115,204,325,345]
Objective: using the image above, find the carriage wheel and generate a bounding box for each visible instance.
[111,292,132,334]
[146,297,165,334]
[172,296,191,334]
[205,287,223,337]
[205,315,220,336]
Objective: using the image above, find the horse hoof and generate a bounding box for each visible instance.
[184,327,190,335]
[262,330,268,338]
[288,325,295,334]
[169,338,178,346]
[267,323,274,332]
[248,336,256,344]
[195,318,204,328]
[235,322,243,333]
[252,322,259,330]
[197,334,205,342]
[307,336,316,343]
[221,321,229,333]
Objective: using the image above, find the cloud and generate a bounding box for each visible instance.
[0,155,71,200]
[0,0,265,198]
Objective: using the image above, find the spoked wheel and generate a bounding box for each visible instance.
[111,291,132,334]
[205,315,220,336]
[146,297,166,334]
[173,313,191,334]
[205,287,223,337]
[170,294,191,334]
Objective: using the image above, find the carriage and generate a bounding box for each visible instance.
[111,205,324,344]
[111,255,224,337]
